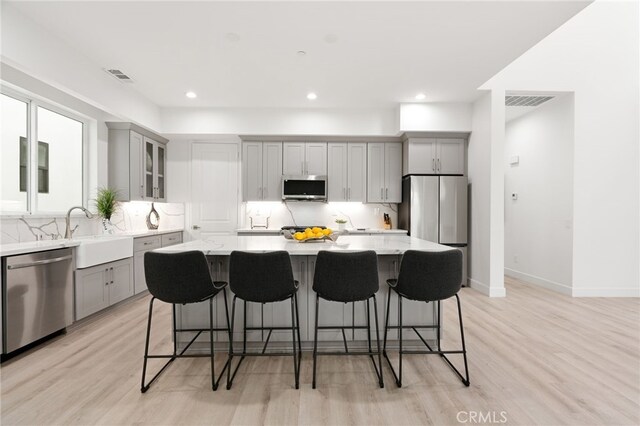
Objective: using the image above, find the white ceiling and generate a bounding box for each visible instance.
[9,1,590,109]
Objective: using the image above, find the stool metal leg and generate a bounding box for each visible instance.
[227,296,237,390]
[372,295,384,388]
[397,292,403,387]
[383,288,392,355]
[209,296,216,390]
[312,294,320,389]
[290,295,300,389]
[294,292,302,358]
[141,297,157,393]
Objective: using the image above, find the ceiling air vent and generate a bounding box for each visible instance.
[105,69,134,83]
[505,95,553,107]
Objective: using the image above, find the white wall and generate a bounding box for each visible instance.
[1,3,162,132]
[481,0,639,296]
[504,95,574,294]
[399,103,472,132]
[162,107,399,136]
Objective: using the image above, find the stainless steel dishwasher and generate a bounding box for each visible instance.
[2,248,74,354]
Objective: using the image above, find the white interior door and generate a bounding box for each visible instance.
[191,142,239,238]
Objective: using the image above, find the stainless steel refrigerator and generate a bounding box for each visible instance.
[399,175,468,286]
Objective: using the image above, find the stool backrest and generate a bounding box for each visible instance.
[229,251,296,303]
[396,249,462,301]
[144,251,215,304]
[313,250,379,302]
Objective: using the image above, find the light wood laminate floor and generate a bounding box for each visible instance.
[1,277,639,425]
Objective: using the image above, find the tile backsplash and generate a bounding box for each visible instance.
[241,201,398,230]
[0,202,184,244]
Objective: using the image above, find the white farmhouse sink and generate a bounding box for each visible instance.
[75,235,134,269]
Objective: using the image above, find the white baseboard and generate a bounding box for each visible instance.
[468,278,506,297]
[504,268,572,296]
[571,287,640,297]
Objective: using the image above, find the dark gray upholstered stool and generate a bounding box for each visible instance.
[225,250,301,389]
[383,249,469,387]
[141,251,231,392]
[312,250,384,389]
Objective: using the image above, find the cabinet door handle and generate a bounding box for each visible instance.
[110,267,114,284]
[437,159,441,173]
[380,188,383,199]
[140,185,144,198]
[386,188,389,200]
[105,268,109,285]
[432,159,435,172]
[301,161,305,175]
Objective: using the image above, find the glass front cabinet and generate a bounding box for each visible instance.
[107,122,168,202]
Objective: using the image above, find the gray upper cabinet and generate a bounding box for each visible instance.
[367,142,402,203]
[282,142,327,175]
[403,137,465,176]
[328,142,366,202]
[107,122,169,202]
[242,142,283,201]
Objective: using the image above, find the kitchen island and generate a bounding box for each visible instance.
[155,235,454,351]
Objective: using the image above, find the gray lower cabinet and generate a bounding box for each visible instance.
[133,232,183,294]
[75,257,134,320]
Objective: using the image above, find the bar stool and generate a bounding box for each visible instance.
[141,251,230,392]
[312,250,384,389]
[225,251,301,389]
[383,249,469,387]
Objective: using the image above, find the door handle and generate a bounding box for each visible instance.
[386,188,389,200]
[432,159,435,172]
[105,268,110,286]
[110,267,114,285]
[140,184,144,198]
[437,159,441,172]
[7,255,73,269]
[192,225,201,230]
[380,188,383,199]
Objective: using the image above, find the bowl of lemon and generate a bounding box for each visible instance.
[289,227,338,243]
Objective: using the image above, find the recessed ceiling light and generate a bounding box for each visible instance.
[307,92,317,100]
[185,91,197,99]
[415,93,426,100]
[225,32,240,42]
[297,50,307,56]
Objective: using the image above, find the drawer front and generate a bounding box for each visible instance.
[161,232,183,247]
[134,236,161,252]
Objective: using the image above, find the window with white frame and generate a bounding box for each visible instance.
[1,89,86,214]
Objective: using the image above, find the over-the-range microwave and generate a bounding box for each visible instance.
[282,175,327,201]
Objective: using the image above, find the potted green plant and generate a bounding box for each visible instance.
[335,218,348,232]
[95,187,119,234]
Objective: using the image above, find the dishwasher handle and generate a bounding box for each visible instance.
[7,255,73,270]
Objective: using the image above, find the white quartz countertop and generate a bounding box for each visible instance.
[0,239,82,257]
[0,229,184,257]
[235,228,407,234]
[116,228,184,238]
[155,235,451,256]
